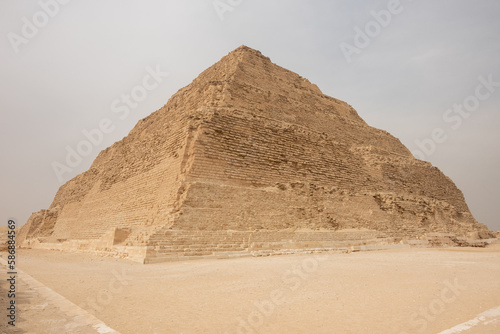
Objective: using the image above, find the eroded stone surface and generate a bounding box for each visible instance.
[18,46,493,262]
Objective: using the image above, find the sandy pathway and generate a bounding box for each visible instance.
[0,257,120,334]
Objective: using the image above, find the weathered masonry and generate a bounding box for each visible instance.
[18,46,493,263]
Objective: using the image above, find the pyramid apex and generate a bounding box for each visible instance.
[227,45,268,59]
[233,45,256,52]
[235,44,251,50]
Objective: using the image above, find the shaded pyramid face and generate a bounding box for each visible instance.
[19,46,489,262]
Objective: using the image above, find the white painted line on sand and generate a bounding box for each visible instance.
[438,305,500,333]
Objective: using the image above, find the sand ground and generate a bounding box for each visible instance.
[1,247,500,334]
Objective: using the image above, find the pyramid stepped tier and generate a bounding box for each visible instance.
[18,46,493,263]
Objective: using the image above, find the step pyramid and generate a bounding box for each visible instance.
[19,46,491,263]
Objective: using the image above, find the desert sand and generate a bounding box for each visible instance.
[2,247,500,334]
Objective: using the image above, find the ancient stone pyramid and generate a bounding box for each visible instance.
[19,45,490,262]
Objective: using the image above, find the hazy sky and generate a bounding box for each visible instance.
[1,0,499,230]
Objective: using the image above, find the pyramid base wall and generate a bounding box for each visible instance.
[19,229,498,264]
[19,228,149,263]
[144,229,402,263]
[19,241,149,263]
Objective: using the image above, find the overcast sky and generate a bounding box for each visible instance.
[1,0,499,231]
